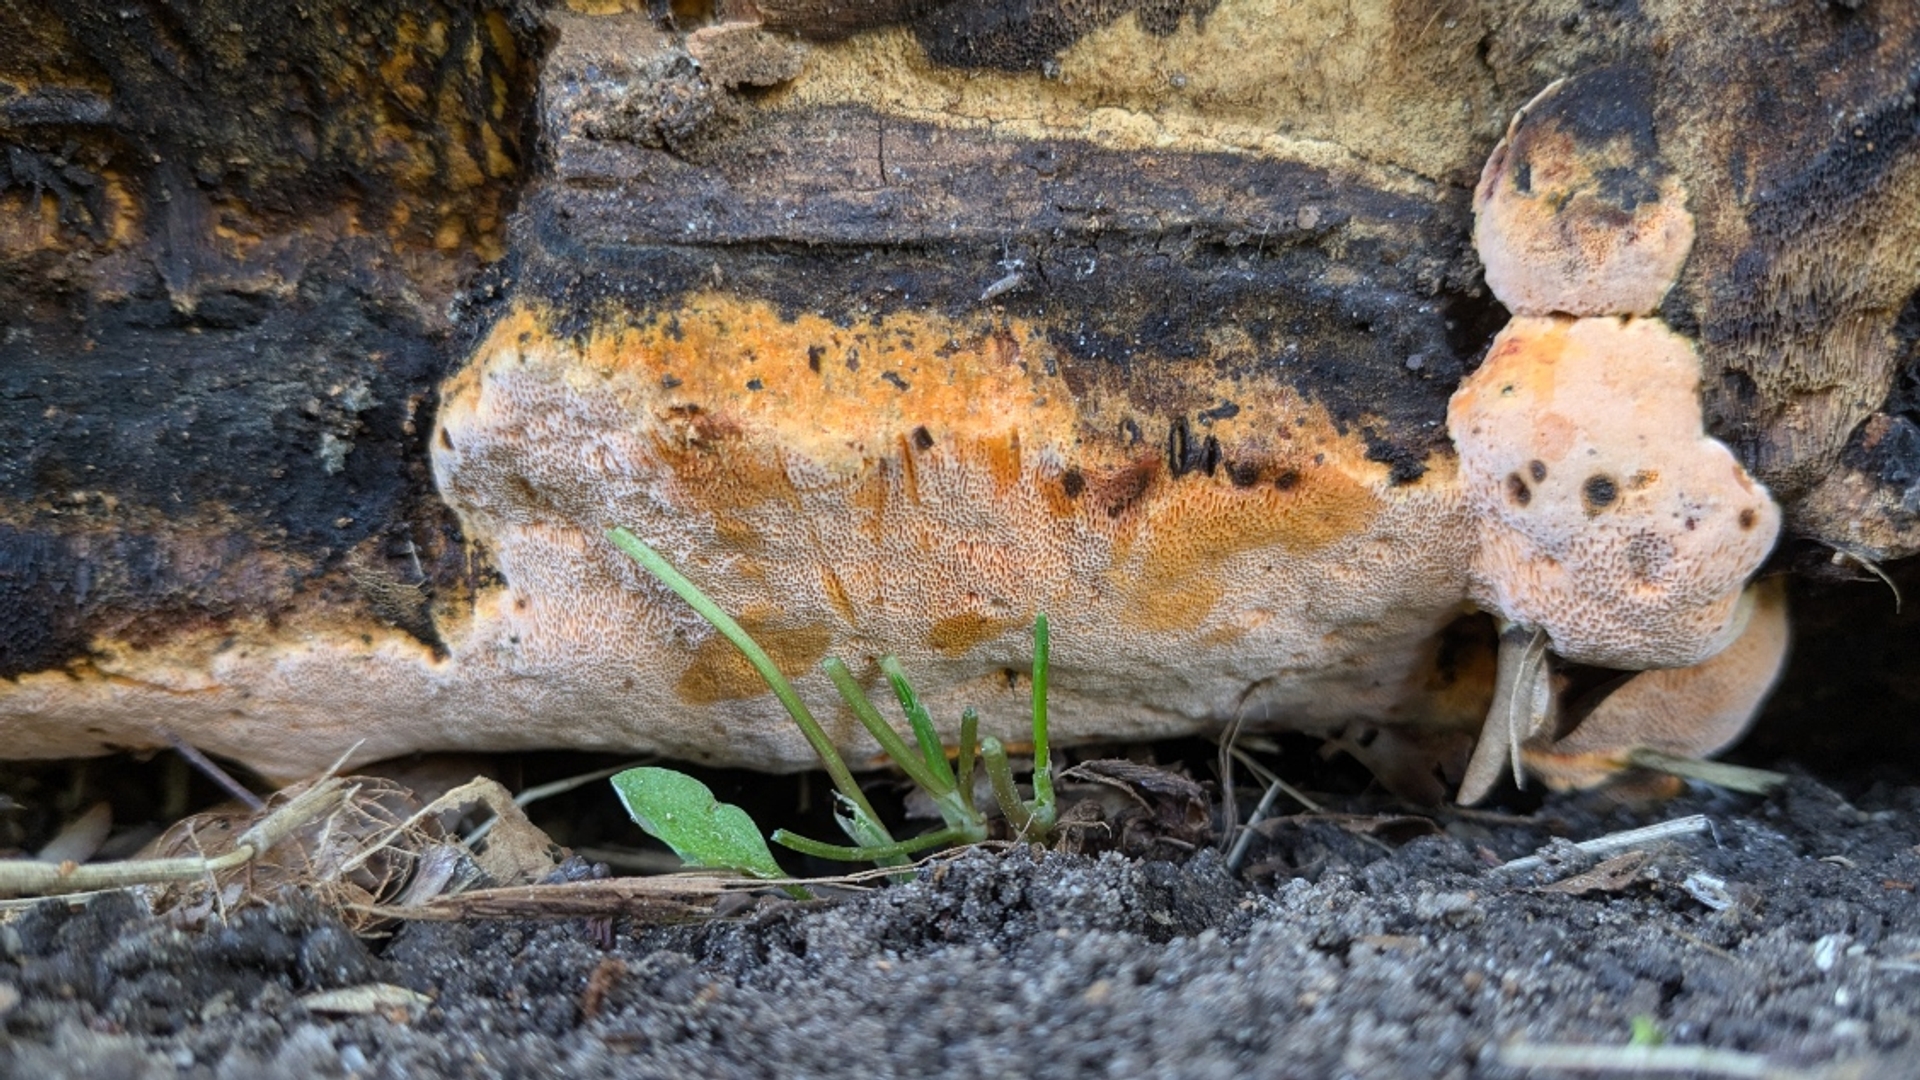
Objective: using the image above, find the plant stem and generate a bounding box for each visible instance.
[955,707,979,817]
[605,527,893,845]
[882,656,958,791]
[825,658,983,841]
[1028,613,1056,832]
[823,658,952,798]
[772,827,968,862]
[981,736,1036,837]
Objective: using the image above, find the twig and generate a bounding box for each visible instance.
[465,758,655,844]
[1224,747,1332,872]
[1226,777,1287,873]
[0,778,351,898]
[1498,814,1713,874]
[161,728,265,811]
[1497,1041,1831,1078]
[1820,542,1902,613]
[1229,746,1324,814]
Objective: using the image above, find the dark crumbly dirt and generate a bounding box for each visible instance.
[5,776,1918,1079]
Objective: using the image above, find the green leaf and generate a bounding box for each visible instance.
[610,767,787,881]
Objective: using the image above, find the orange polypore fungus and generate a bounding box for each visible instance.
[1449,316,1780,671]
[1451,68,1786,804]
[1524,578,1791,791]
[1473,73,1696,317]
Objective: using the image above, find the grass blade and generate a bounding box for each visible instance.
[956,707,979,817]
[605,528,893,846]
[981,736,1036,837]
[881,656,958,791]
[823,658,952,798]
[1029,613,1056,831]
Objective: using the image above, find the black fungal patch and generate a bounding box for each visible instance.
[908,0,1220,74]
[1522,63,1662,164]
[1841,287,1920,499]
[0,283,466,672]
[911,426,935,451]
[1506,474,1532,507]
[0,525,90,678]
[1364,431,1429,485]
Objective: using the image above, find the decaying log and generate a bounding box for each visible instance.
[2,1,1916,787]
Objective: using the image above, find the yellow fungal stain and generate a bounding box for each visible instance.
[456,297,1425,651]
[1114,460,1385,631]
[676,619,832,704]
[556,295,1086,473]
[927,612,1024,656]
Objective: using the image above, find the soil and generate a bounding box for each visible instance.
[5,576,1920,1079]
[1,773,1916,1079]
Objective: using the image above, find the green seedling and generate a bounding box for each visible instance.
[605,527,1056,872]
[1628,1015,1665,1047]
[609,767,808,898]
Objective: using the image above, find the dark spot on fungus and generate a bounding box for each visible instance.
[880,371,908,390]
[1506,473,1532,506]
[1166,417,1220,477]
[1060,468,1086,498]
[1529,459,1548,482]
[1739,507,1757,530]
[807,345,824,372]
[1273,469,1301,492]
[746,378,764,391]
[1225,459,1263,488]
[1583,474,1618,512]
[1093,459,1157,518]
[438,429,454,451]
[910,425,934,451]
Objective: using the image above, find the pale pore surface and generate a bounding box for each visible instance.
[430,303,1483,771]
[0,301,1482,780]
[1450,316,1780,670]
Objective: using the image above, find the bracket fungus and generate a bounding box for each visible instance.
[1472,68,1696,318]
[1523,578,1791,793]
[1451,71,1785,804]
